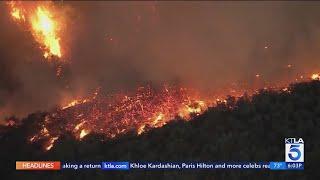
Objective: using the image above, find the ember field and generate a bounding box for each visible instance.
[1,81,319,179]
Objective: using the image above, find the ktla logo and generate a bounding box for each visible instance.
[285,138,304,162]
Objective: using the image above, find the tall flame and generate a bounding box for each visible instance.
[31,7,61,58]
[7,1,63,59]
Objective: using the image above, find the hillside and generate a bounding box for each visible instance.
[1,81,320,179]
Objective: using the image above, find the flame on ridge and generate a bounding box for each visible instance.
[23,72,320,151]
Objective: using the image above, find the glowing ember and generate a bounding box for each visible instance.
[21,72,320,151]
[40,127,50,137]
[137,124,146,135]
[11,7,25,21]
[74,121,86,131]
[45,136,59,151]
[28,85,217,145]
[186,100,206,114]
[151,113,165,127]
[29,135,36,142]
[311,73,320,80]
[62,99,89,110]
[56,65,63,77]
[179,100,207,119]
[79,129,90,139]
[5,120,16,127]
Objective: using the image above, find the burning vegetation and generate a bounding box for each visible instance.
[13,72,318,151]
[2,1,320,153]
[1,80,319,180]
[28,85,214,150]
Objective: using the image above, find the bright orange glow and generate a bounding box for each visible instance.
[151,113,165,127]
[74,121,86,131]
[27,85,220,144]
[19,64,320,150]
[7,2,63,60]
[11,7,25,21]
[62,99,89,110]
[30,7,61,58]
[45,136,59,151]
[311,73,320,80]
[79,129,90,139]
[137,124,146,135]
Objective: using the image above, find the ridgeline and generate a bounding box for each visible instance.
[1,81,319,179]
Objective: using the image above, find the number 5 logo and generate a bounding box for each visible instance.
[288,145,301,161]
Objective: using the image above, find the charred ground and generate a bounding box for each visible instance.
[1,81,320,179]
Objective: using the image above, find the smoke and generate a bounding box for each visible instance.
[1,1,320,120]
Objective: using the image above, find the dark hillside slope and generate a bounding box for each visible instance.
[1,81,319,179]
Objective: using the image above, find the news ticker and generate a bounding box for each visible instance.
[15,161,304,170]
[15,138,304,171]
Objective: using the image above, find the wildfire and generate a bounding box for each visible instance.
[186,100,206,114]
[11,7,25,21]
[26,85,218,147]
[62,99,89,110]
[4,1,320,153]
[31,7,61,58]
[137,125,146,135]
[13,71,320,151]
[45,136,59,151]
[79,129,90,139]
[311,73,320,80]
[7,1,63,59]
[179,100,207,119]
[74,121,86,131]
[150,113,165,127]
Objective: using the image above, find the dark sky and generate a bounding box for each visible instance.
[1,1,320,120]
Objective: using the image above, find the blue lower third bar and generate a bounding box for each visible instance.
[269,162,287,170]
[101,162,129,170]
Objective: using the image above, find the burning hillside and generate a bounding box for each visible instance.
[1,72,318,151]
[2,1,320,122]
[27,85,212,151]
[0,80,319,179]
[1,1,320,163]
[2,2,320,179]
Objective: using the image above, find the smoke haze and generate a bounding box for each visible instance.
[1,1,320,120]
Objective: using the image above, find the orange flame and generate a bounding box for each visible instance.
[62,99,89,110]
[79,129,90,139]
[45,136,59,151]
[24,72,318,151]
[311,73,320,80]
[31,7,61,58]
[11,7,25,21]
[7,1,63,59]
